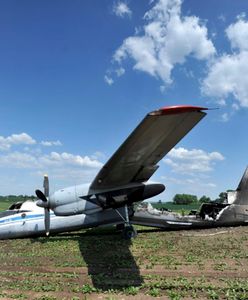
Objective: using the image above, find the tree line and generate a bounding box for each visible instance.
[0,195,36,202]
[170,192,229,205]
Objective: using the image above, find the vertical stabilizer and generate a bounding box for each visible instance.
[228,167,248,205]
[237,167,248,191]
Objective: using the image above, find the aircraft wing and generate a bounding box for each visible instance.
[89,105,208,193]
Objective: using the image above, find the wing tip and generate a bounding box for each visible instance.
[150,105,208,116]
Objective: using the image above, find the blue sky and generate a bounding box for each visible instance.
[0,0,248,201]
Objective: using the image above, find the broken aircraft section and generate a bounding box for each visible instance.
[131,167,248,230]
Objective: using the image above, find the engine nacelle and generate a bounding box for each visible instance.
[49,184,102,216]
[47,182,165,216]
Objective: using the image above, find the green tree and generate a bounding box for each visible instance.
[173,194,198,205]
[199,195,211,203]
[215,192,227,203]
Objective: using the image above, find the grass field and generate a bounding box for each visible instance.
[1,200,248,299]
[0,225,248,299]
[0,199,15,211]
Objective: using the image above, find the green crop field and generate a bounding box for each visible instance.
[1,199,248,299]
[0,217,248,299]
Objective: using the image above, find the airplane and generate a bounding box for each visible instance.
[132,167,248,230]
[0,105,209,240]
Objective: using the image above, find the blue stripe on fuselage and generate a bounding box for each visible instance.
[0,213,55,225]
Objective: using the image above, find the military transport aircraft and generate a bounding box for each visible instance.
[0,105,209,239]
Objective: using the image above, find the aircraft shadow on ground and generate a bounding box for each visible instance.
[35,228,144,291]
[77,229,143,290]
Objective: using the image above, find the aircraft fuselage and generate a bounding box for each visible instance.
[0,182,164,239]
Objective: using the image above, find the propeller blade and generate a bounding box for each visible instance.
[36,175,51,236]
[44,208,50,236]
[43,174,49,198]
[43,175,50,236]
[35,189,47,202]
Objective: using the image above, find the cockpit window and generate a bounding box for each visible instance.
[8,202,24,210]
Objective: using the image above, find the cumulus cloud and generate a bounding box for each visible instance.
[0,132,103,185]
[226,17,248,51]
[164,147,225,175]
[0,151,102,169]
[0,152,39,169]
[0,133,104,193]
[0,133,36,151]
[221,113,229,122]
[111,0,215,85]
[104,75,114,85]
[202,17,248,109]
[40,152,103,168]
[113,1,132,18]
[41,140,62,147]
[115,67,125,77]
[202,52,248,108]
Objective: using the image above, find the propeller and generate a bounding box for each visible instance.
[35,174,50,236]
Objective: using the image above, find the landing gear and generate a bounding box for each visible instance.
[115,204,137,239]
[122,225,137,239]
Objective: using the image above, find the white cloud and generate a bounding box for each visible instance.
[202,52,248,108]
[113,1,132,18]
[0,152,39,169]
[0,133,36,151]
[221,113,229,122]
[115,67,125,77]
[0,151,103,170]
[164,147,225,175]
[112,0,215,85]
[104,75,114,85]
[41,140,62,147]
[226,18,248,51]
[0,133,104,193]
[202,17,248,109]
[218,14,226,23]
[41,152,103,168]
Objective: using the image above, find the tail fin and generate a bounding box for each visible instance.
[228,167,248,205]
[237,167,248,192]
